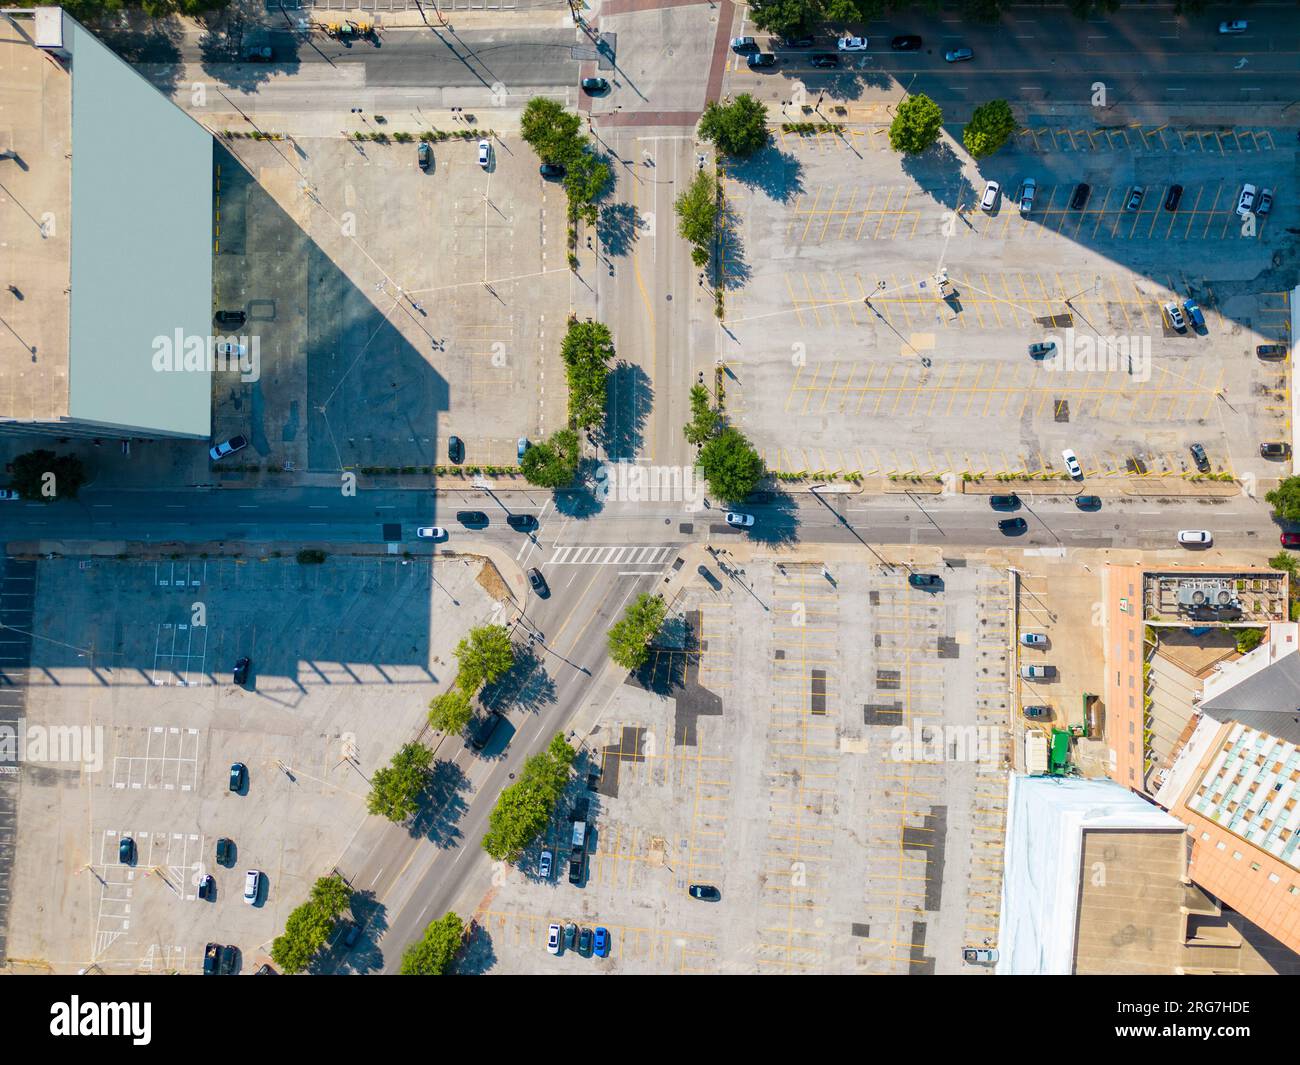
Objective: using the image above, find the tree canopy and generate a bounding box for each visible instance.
[11,450,87,501]
[888,94,944,155]
[699,426,766,502]
[454,625,516,693]
[366,742,434,823]
[607,593,668,671]
[698,95,770,159]
[962,99,1017,160]
[560,319,615,430]
[519,98,583,164]
[270,874,352,974]
[481,733,576,861]
[520,429,580,489]
[428,687,475,735]
[399,911,466,975]
[1266,478,1300,524]
[674,170,718,268]
[683,384,722,447]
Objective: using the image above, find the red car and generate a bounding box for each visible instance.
[1281,533,1300,548]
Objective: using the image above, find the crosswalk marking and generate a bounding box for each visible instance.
[548,545,674,566]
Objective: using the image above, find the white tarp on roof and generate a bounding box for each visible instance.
[996,774,1184,974]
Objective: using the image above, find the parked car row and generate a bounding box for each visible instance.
[546,921,610,958]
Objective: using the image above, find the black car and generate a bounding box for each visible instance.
[688,884,721,901]
[698,565,723,591]
[747,52,778,69]
[528,567,549,598]
[581,76,609,93]
[204,942,220,975]
[468,711,503,751]
[989,493,1020,510]
[418,142,431,171]
[907,573,942,590]
[447,436,464,464]
[233,656,250,686]
[1022,705,1050,720]
[779,34,815,48]
[1257,344,1288,360]
[198,874,215,900]
[342,922,363,949]
[1164,184,1183,212]
[216,837,234,865]
[891,34,923,50]
[229,761,247,793]
[998,517,1028,535]
[214,310,246,327]
[244,46,273,62]
[809,53,839,69]
[1261,442,1292,459]
[539,162,566,179]
[1075,495,1102,511]
[568,850,585,885]
[456,510,489,527]
[218,944,238,975]
[119,837,135,865]
[1069,183,1091,210]
[577,927,595,956]
[506,513,538,531]
[1189,442,1210,472]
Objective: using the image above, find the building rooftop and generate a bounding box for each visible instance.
[0,8,212,438]
[0,12,72,422]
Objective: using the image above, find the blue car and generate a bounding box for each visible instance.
[517,437,528,462]
[593,926,609,958]
[1182,298,1205,332]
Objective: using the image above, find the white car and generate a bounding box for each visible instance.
[208,434,248,461]
[1164,302,1186,331]
[837,36,868,51]
[1061,448,1082,479]
[416,526,447,540]
[1020,633,1047,646]
[243,869,262,905]
[963,947,999,964]
[1178,529,1213,546]
[1018,178,1036,215]
[980,181,1000,212]
[477,139,491,167]
[547,922,561,954]
[539,849,553,879]
[1020,664,1053,679]
[725,512,755,528]
[215,341,246,358]
[1236,183,1257,218]
[0,489,18,501]
[1218,20,1247,34]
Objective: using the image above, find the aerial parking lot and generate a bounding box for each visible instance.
[6,555,497,972]
[722,122,1292,482]
[475,554,1010,974]
[210,132,571,474]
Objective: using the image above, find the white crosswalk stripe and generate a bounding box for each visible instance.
[548,545,674,566]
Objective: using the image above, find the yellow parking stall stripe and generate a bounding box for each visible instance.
[817,185,841,244]
[785,273,805,330]
[837,187,858,241]
[798,185,824,244]
[818,362,839,415]
[855,186,878,241]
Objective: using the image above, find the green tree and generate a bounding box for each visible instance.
[560,320,615,429]
[1269,552,1299,581]
[564,150,612,222]
[674,169,718,268]
[519,97,583,163]
[607,593,668,670]
[520,429,580,489]
[11,449,88,501]
[270,874,352,974]
[1265,477,1300,524]
[481,733,576,861]
[698,95,770,159]
[399,911,465,975]
[962,99,1017,160]
[961,0,1005,21]
[367,742,433,822]
[1236,628,1265,655]
[683,384,721,446]
[428,687,475,735]
[748,0,811,36]
[455,625,516,693]
[888,94,944,155]
[698,426,765,502]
